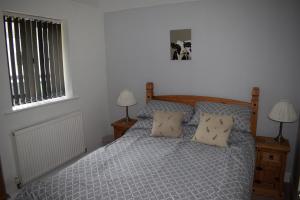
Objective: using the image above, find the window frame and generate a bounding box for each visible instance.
[2,11,71,111]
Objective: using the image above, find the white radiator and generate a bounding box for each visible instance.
[13,111,86,185]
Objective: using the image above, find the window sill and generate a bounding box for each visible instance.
[5,96,79,115]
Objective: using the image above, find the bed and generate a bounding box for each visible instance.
[16,82,260,200]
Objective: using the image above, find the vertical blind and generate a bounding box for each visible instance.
[4,15,65,106]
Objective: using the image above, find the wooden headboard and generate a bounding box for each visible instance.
[145,82,259,137]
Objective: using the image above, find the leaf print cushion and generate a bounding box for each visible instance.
[151,111,184,138]
[192,113,234,147]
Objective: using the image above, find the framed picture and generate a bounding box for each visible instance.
[170,29,191,60]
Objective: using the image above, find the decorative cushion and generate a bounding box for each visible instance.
[137,100,194,123]
[151,111,184,138]
[192,113,234,147]
[188,102,251,132]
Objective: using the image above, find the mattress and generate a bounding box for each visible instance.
[15,119,255,200]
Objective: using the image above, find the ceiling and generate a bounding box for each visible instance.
[72,0,199,12]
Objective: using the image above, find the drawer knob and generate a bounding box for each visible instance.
[254,180,261,184]
[269,155,274,160]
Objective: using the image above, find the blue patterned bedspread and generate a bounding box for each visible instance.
[16,120,255,200]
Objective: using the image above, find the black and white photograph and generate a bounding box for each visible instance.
[170,29,192,60]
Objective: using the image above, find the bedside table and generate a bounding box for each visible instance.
[0,159,7,200]
[111,118,137,140]
[253,136,290,200]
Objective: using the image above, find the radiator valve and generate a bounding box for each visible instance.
[15,176,22,189]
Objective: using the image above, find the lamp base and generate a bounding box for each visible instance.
[274,122,285,143]
[274,134,286,143]
[125,116,132,123]
[125,106,131,124]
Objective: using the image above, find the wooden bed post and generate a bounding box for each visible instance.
[146,82,154,103]
[250,87,260,137]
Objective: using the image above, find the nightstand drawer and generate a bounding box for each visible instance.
[254,167,280,195]
[261,151,281,166]
[254,166,280,187]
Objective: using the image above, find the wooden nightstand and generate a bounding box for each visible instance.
[253,136,290,200]
[111,118,137,140]
[0,159,7,200]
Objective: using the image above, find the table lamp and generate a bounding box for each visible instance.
[269,100,297,143]
[117,89,136,123]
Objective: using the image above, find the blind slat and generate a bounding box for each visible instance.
[25,20,36,102]
[42,22,52,98]
[48,23,57,98]
[52,24,60,97]
[3,17,14,106]
[20,19,31,103]
[57,24,65,96]
[37,21,47,99]
[13,18,26,104]
[5,17,19,105]
[31,21,42,101]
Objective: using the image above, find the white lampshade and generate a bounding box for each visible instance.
[117,89,136,107]
[269,100,297,123]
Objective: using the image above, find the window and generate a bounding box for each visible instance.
[3,13,65,108]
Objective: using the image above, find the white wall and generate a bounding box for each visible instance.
[98,0,199,12]
[105,0,300,180]
[0,0,110,195]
